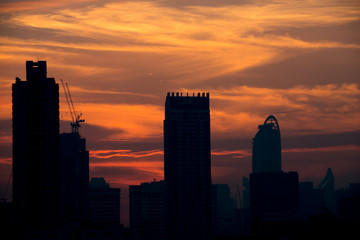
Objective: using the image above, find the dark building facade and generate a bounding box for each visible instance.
[129,180,166,239]
[60,132,89,224]
[252,115,281,173]
[299,182,323,216]
[317,168,335,213]
[12,61,60,228]
[211,184,237,237]
[250,171,299,216]
[249,115,299,237]
[250,115,298,216]
[88,177,121,225]
[164,92,211,240]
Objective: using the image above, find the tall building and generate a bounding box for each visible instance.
[164,92,211,240]
[12,61,60,228]
[252,115,281,173]
[60,132,89,224]
[250,115,298,216]
[88,177,121,225]
[129,180,166,239]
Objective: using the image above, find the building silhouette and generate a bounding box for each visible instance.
[12,61,60,229]
[164,92,211,240]
[88,177,121,225]
[299,182,323,216]
[336,183,360,222]
[129,180,166,239]
[252,115,281,173]
[317,168,335,213]
[60,132,89,224]
[211,184,236,237]
[249,115,299,237]
[250,171,299,216]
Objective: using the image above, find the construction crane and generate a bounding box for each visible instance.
[60,79,84,134]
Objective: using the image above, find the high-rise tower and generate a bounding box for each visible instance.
[60,132,89,224]
[164,92,211,240]
[12,61,60,228]
[252,115,281,173]
[250,115,298,218]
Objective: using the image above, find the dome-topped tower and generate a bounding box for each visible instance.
[252,115,282,173]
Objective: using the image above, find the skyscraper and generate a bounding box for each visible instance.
[252,115,281,173]
[250,115,298,217]
[12,61,60,228]
[164,92,211,240]
[60,132,89,224]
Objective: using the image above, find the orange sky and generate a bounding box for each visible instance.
[0,0,360,225]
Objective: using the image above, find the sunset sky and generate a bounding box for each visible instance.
[0,0,359,225]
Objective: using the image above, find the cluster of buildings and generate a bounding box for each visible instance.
[2,61,359,239]
[8,61,122,239]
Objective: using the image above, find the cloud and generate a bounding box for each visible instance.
[283,130,360,149]
[0,0,94,13]
[90,165,163,186]
[75,103,164,140]
[282,146,360,188]
[2,0,359,88]
[90,149,163,159]
[177,84,360,140]
[283,145,360,153]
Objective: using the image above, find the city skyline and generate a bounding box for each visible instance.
[0,0,360,226]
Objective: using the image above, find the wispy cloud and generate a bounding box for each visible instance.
[283,145,360,153]
[90,149,163,159]
[2,0,359,84]
[69,86,157,98]
[0,0,93,13]
[182,83,360,137]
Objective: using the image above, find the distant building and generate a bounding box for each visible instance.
[164,92,211,240]
[129,180,166,239]
[299,182,323,216]
[336,183,360,222]
[89,178,121,224]
[252,115,281,173]
[317,168,335,212]
[12,61,60,228]
[60,132,89,224]
[212,184,236,237]
[238,177,251,235]
[250,171,299,216]
[242,176,250,210]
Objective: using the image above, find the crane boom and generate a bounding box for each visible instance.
[60,79,84,133]
[65,83,77,121]
[61,79,74,123]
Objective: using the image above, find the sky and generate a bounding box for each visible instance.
[0,0,360,225]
